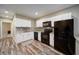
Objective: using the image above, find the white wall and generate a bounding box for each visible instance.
[0,20,1,38]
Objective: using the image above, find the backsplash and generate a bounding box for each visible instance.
[16,27,32,34]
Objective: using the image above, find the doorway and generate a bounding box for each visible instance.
[2,22,11,37]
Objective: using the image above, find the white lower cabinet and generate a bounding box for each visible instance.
[75,37,79,55]
[50,33,54,47]
[38,32,41,41]
[15,31,54,47]
[15,34,23,43]
[15,32,34,43]
[76,40,79,55]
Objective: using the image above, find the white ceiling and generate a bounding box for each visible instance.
[0,4,76,19]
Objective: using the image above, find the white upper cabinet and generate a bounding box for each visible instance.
[51,13,72,22]
[15,18,31,27]
[36,18,52,27]
[36,13,72,27]
[36,20,43,27]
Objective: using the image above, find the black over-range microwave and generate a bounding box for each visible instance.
[43,21,51,27]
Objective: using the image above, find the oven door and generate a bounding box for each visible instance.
[41,32,50,45]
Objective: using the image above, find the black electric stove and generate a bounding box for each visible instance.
[41,21,52,45]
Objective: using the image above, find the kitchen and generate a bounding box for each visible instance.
[0,4,79,55]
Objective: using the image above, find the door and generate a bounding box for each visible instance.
[2,22,11,37]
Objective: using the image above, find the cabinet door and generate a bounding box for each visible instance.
[53,13,72,22]
[15,34,23,43]
[38,32,41,41]
[23,32,34,40]
[36,20,43,27]
[15,18,31,27]
[50,33,54,46]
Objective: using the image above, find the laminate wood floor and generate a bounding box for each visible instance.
[0,37,63,55]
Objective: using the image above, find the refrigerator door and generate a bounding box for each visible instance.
[54,19,75,55]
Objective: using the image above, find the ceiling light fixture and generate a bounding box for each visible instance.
[35,12,38,15]
[5,11,8,13]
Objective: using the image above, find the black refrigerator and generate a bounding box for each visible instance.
[54,19,75,55]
